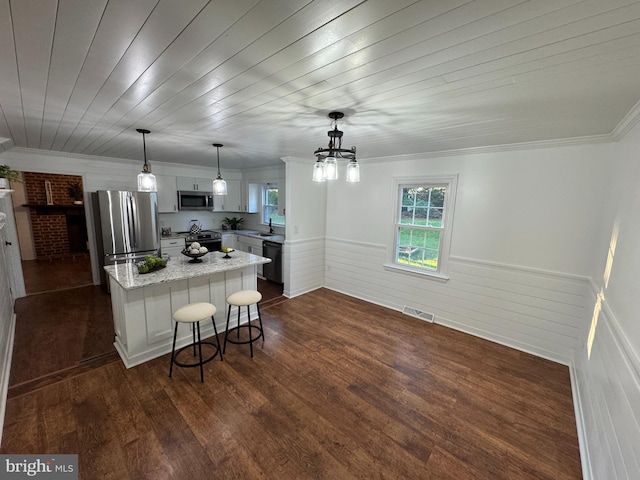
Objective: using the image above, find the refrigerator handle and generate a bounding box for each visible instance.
[127,193,137,249]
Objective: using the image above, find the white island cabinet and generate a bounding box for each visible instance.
[104,250,271,368]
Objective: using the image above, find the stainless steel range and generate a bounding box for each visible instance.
[185,230,222,252]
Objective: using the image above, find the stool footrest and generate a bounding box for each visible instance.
[224,324,264,345]
[172,341,220,368]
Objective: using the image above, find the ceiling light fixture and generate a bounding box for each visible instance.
[313,111,359,183]
[212,143,227,195]
[136,128,157,192]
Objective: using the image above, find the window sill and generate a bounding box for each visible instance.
[383,263,450,282]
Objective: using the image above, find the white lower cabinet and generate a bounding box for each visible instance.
[238,236,264,277]
[160,237,185,260]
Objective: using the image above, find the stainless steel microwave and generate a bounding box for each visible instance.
[177,191,214,210]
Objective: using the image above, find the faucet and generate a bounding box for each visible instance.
[269,218,274,234]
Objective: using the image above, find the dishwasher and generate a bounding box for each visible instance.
[262,240,282,283]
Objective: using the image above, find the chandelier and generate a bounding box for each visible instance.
[136,128,157,192]
[313,111,359,182]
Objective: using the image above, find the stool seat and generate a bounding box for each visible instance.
[227,290,262,306]
[169,302,222,383]
[174,302,217,323]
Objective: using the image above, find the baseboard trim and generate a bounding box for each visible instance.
[569,362,593,480]
[0,312,16,447]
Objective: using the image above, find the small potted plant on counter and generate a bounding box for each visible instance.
[223,216,245,230]
[0,165,21,189]
[67,182,84,204]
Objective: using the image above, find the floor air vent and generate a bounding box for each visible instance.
[402,306,435,322]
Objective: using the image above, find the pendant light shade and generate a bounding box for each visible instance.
[136,129,157,192]
[312,159,326,182]
[346,158,360,182]
[212,143,227,195]
[313,111,359,182]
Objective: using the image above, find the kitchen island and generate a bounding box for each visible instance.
[104,250,271,368]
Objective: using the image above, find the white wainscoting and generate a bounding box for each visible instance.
[324,237,588,365]
[572,284,640,480]
[284,237,325,298]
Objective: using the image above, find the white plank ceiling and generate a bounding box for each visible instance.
[1,0,640,168]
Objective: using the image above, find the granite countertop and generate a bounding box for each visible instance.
[104,250,271,290]
[222,230,285,244]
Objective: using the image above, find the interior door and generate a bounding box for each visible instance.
[0,195,25,299]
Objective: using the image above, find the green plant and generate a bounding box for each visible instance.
[0,165,21,183]
[223,216,245,230]
[67,182,83,201]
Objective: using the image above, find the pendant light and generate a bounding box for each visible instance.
[313,111,359,182]
[212,143,227,195]
[136,129,157,192]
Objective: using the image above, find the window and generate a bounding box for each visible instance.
[388,175,457,279]
[262,184,285,226]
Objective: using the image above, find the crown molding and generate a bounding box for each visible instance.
[361,134,614,163]
[611,99,640,141]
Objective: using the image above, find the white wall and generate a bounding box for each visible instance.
[282,158,326,297]
[572,120,640,480]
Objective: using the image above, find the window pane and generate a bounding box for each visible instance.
[401,188,416,206]
[400,207,414,224]
[428,208,443,227]
[430,187,445,207]
[265,188,278,206]
[415,188,430,206]
[413,207,428,226]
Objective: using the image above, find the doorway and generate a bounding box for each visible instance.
[12,171,93,295]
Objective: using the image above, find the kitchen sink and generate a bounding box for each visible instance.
[258,233,274,237]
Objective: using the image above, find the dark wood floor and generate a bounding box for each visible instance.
[22,254,93,295]
[2,288,582,479]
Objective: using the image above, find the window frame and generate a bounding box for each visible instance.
[261,183,285,226]
[384,174,458,280]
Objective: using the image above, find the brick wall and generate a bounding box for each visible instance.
[23,173,84,259]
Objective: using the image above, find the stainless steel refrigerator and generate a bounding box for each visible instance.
[93,190,159,286]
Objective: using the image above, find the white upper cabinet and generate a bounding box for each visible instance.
[213,179,241,212]
[156,174,178,213]
[176,176,212,191]
[243,182,260,213]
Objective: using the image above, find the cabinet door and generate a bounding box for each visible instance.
[176,177,196,190]
[160,238,185,259]
[156,175,178,213]
[212,179,241,211]
[243,182,260,213]
[194,177,212,191]
[225,180,242,212]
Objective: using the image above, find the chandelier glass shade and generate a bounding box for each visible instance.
[136,128,157,192]
[313,111,359,182]
[212,143,227,196]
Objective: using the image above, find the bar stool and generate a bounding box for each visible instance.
[223,290,264,358]
[169,302,223,383]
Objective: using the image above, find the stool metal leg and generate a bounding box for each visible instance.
[256,302,264,341]
[247,305,253,358]
[236,305,241,339]
[223,305,232,354]
[192,324,197,357]
[211,315,223,361]
[196,322,204,383]
[169,322,179,377]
